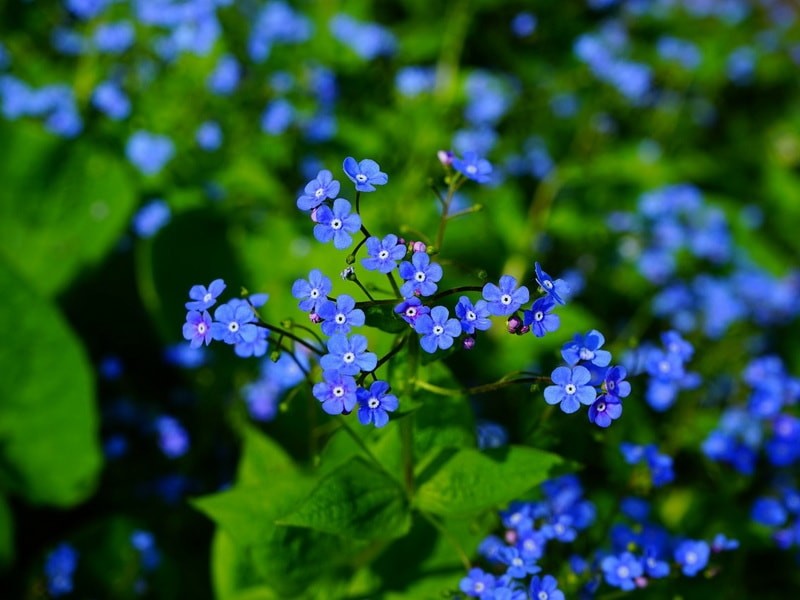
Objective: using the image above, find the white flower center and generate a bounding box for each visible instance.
[433,325,444,335]
[544,280,553,289]
[406,307,417,317]
[378,250,389,260]
[333,386,344,397]
[685,551,697,564]
[197,323,207,334]
[658,360,670,373]
[608,381,616,390]
[512,557,523,567]
[414,271,426,282]
[335,313,346,324]
[538,592,549,600]
[331,218,342,230]
[203,292,212,303]
[356,173,368,183]
[368,397,380,409]
[466,164,478,174]
[310,288,320,298]
[343,352,355,364]
[474,583,485,593]
[534,311,544,321]
[580,348,595,361]
[466,310,476,321]
[597,401,606,412]
[228,321,239,333]
[501,294,512,305]
[617,565,630,578]
[565,383,577,395]
[315,187,324,197]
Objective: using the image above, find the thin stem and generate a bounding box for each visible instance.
[413,375,549,397]
[430,285,483,302]
[446,204,483,220]
[337,416,384,471]
[354,191,361,214]
[359,333,409,384]
[260,321,324,355]
[429,183,447,209]
[350,275,375,301]
[386,272,402,298]
[286,321,326,349]
[349,234,370,262]
[267,338,310,378]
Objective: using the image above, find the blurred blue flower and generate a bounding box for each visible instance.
[126,131,175,175]
[132,199,171,238]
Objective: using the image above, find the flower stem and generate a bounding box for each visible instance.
[386,272,402,297]
[259,321,324,355]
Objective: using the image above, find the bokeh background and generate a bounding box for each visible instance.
[1,0,800,598]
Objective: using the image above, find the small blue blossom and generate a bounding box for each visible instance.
[93,21,135,54]
[498,546,540,579]
[357,380,398,427]
[511,12,538,38]
[600,551,642,591]
[415,306,461,353]
[196,121,223,150]
[523,296,560,337]
[44,543,79,597]
[182,310,213,348]
[482,275,530,317]
[291,269,332,313]
[155,415,189,458]
[131,530,161,571]
[529,574,564,600]
[329,15,396,60]
[674,540,710,576]
[126,131,175,176]
[185,279,226,311]
[394,297,430,326]
[452,151,492,183]
[261,98,295,134]
[752,497,787,527]
[132,199,171,238]
[361,234,406,273]
[561,330,612,367]
[234,326,269,358]
[711,533,739,552]
[297,169,340,211]
[455,296,492,334]
[210,300,259,345]
[534,262,570,304]
[642,546,670,578]
[398,251,443,297]
[588,394,622,427]
[92,80,130,120]
[544,366,597,414]
[313,198,362,249]
[476,420,508,449]
[603,365,631,399]
[318,295,365,336]
[343,157,388,192]
[312,370,358,415]
[459,567,496,597]
[207,54,240,95]
[320,334,377,375]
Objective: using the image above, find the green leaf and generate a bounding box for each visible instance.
[211,530,277,600]
[0,494,12,568]
[0,262,101,505]
[362,303,408,333]
[236,426,297,486]
[277,457,411,541]
[414,446,565,517]
[0,122,138,296]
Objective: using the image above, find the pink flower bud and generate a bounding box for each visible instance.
[507,316,522,333]
[412,241,427,253]
[309,312,321,324]
[310,207,319,223]
[463,336,476,350]
[437,150,454,167]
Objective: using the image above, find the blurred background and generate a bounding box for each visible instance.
[1,0,800,598]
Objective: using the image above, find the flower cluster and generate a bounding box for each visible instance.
[544,330,629,427]
[619,442,675,488]
[44,543,79,598]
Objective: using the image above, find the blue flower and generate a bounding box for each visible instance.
[261,98,295,134]
[357,380,398,427]
[603,365,631,399]
[674,540,710,576]
[210,300,259,345]
[600,551,642,591]
[93,21,135,54]
[394,297,430,326]
[126,131,175,176]
[529,575,564,600]
[642,547,670,578]
[534,262,569,304]
[561,330,612,367]
[320,334,377,375]
[207,54,240,95]
[196,120,223,151]
[313,198,362,249]
[291,269,332,313]
[455,296,492,334]
[132,199,171,238]
[234,326,269,358]
[343,157,388,192]
[711,533,739,552]
[183,310,213,348]
[398,251,443,297]
[588,394,622,427]
[752,497,787,527]
[361,234,406,273]
[459,567,496,598]
[44,543,78,597]
[452,151,492,183]
[318,295,365,336]
[498,546,540,579]
[185,279,226,311]
[297,169,340,211]
[482,275,530,316]
[312,370,358,415]
[544,366,597,413]
[415,306,461,353]
[92,80,130,120]
[523,296,560,337]
[155,415,189,458]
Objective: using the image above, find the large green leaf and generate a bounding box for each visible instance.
[277,456,412,541]
[414,445,565,517]
[0,262,101,505]
[0,122,138,296]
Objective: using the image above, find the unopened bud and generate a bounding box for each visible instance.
[345,253,355,265]
[463,336,476,350]
[507,316,522,333]
[310,207,319,223]
[341,266,356,281]
[411,241,427,253]
[518,325,530,335]
[309,312,322,324]
[437,150,454,167]
[504,529,518,545]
